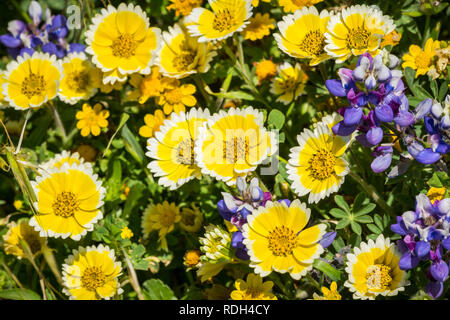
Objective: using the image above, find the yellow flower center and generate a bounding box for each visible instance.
[164,87,183,104]
[173,50,196,71]
[212,9,235,32]
[224,135,249,163]
[415,52,431,69]
[111,34,138,58]
[366,264,392,291]
[177,138,195,165]
[309,149,336,180]
[280,77,297,91]
[66,70,90,92]
[81,266,106,291]
[52,191,79,217]
[160,209,176,227]
[21,73,46,98]
[347,27,371,50]
[267,225,297,256]
[300,30,325,56]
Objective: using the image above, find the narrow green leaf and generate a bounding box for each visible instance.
[0,288,41,300]
[354,203,376,217]
[122,124,145,164]
[350,221,362,235]
[367,224,382,234]
[354,215,373,224]
[329,208,348,219]
[374,214,383,230]
[313,259,341,282]
[103,113,130,156]
[430,80,438,97]
[438,81,448,101]
[336,218,350,229]
[334,195,350,213]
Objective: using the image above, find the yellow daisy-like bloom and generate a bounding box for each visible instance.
[185,0,253,42]
[255,59,277,84]
[195,107,276,186]
[243,200,326,279]
[274,6,331,66]
[2,52,62,110]
[380,30,402,48]
[141,201,182,251]
[41,150,92,171]
[58,52,100,105]
[252,0,271,6]
[230,273,278,300]
[128,66,170,104]
[3,219,47,259]
[168,0,203,17]
[312,281,341,300]
[29,163,105,241]
[76,103,110,137]
[139,109,166,138]
[324,5,395,63]
[344,234,409,300]
[156,22,217,79]
[147,108,210,190]
[85,3,161,84]
[157,81,197,115]
[244,13,275,41]
[427,187,446,204]
[179,204,204,232]
[62,244,122,300]
[402,38,440,78]
[270,62,308,105]
[120,227,133,239]
[278,0,323,13]
[287,115,351,204]
[183,249,201,270]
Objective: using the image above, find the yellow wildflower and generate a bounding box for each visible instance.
[76,103,110,137]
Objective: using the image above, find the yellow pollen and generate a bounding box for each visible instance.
[66,71,90,92]
[177,138,195,165]
[300,30,325,56]
[111,34,138,58]
[81,266,106,291]
[52,191,79,217]
[347,27,371,50]
[366,264,392,291]
[21,73,46,98]
[224,135,249,163]
[309,149,336,180]
[212,9,235,32]
[160,210,176,227]
[267,225,297,256]
[414,52,431,69]
[172,49,196,71]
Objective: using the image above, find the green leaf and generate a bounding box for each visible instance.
[122,124,145,164]
[367,224,381,234]
[374,214,383,230]
[411,84,433,100]
[312,259,341,282]
[268,109,285,130]
[353,215,373,224]
[103,113,130,156]
[336,218,350,229]
[354,203,376,217]
[438,81,448,101]
[427,171,448,188]
[430,80,438,97]
[350,221,362,235]
[334,195,350,213]
[0,288,41,300]
[404,67,416,89]
[142,279,177,300]
[211,90,255,101]
[329,208,348,219]
[123,182,145,218]
[353,192,368,211]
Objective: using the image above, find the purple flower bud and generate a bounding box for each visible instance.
[28,1,42,26]
[7,20,25,37]
[414,240,430,259]
[442,237,450,250]
[377,66,391,82]
[239,207,252,221]
[436,199,450,216]
[344,107,363,126]
[374,104,394,122]
[415,148,441,164]
[430,260,449,283]
[325,79,346,97]
[366,126,383,145]
[319,231,336,249]
[69,43,85,53]
[415,98,433,120]
[352,66,366,82]
[394,110,415,127]
[19,47,34,57]
[332,121,358,136]
[430,102,443,119]
[365,74,377,90]
[0,34,22,48]
[42,42,57,55]
[371,153,392,173]
[399,252,419,270]
[442,114,450,129]
[426,281,443,299]
[217,200,233,221]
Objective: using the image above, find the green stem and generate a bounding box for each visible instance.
[348,170,395,217]
[121,247,145,300]
[422,14,431,47]
[193,74,212,108]
[15,109,31,155]
[48,102,67,142]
